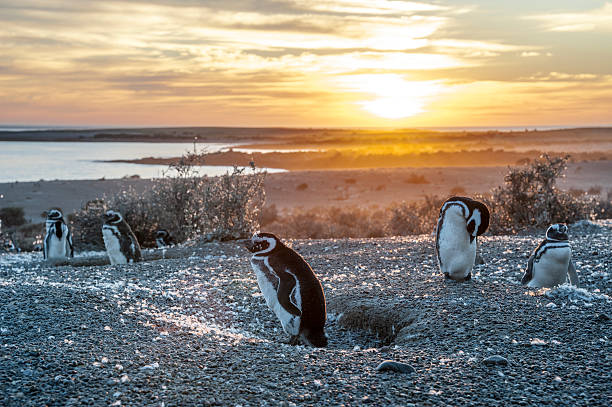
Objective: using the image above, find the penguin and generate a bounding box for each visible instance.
[155,229,174,248]
[435,196,490,282]
[43,209,74,260]
[521,224,579,288]
[244,232,327,347]
[102,210,142,265]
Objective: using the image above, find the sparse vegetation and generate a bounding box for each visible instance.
[260,155,612,239]
[71,149,266,250]
[483,155,595,234]
[0,207,26,228]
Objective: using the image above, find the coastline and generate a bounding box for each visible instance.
[2,161,611,222]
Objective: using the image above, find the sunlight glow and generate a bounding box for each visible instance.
[339,74,443,119]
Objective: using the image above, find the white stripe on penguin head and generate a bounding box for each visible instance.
[467,209,482,238]
[106,210,123,224]
[440,200,469,220]
[251,235,277,255]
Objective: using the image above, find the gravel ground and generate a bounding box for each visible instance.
[1,221,611,406]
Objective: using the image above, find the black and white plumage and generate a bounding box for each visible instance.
[521,224,579,288]
[435,196,490,282]
[43,209,74,260]
[155,229,174,248]
[244,232,327,347]
[102,210,142,265]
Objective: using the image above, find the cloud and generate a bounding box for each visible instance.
[526,2,612,32]
[0,1,610,126]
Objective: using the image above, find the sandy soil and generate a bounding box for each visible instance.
[1,161,611,222]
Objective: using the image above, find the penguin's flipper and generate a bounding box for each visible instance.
[66,228,74,258]
[276,270,301,317]
[521,255,535,285]
[567,260,579,288]
[43,232,51,260]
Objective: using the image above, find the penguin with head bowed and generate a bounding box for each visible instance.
[244,232,328,347]
[43,209,74,260]
[521,223,579,288]
[102,210,142,265]
[155,229,174,248]
[435,196,490,282]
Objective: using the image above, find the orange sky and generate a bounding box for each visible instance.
[1,1,611,127]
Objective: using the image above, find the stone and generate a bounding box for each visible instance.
[483,355,509,366]
[376,360,416,374]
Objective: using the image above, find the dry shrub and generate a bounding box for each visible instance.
[264,196,441,239]
[264,205,387,239]
[0,207,26,228]
[385,195,443,236]
[296,183,308,191]
[483,154,594,234]
[587,185,602,195]
[71,150,266,250]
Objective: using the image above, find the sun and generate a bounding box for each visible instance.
[338,74,442,120]
[359,97,424,119]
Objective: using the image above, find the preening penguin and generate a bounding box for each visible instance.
[43,209,74,260]
[244,232,328,347]
[521,224,579,288]
[435,196,490,282]
[102,210,142,265]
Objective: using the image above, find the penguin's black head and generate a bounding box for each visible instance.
[244,232,281,254]
[47,209,63,220]
[103,210,123,224]
[546,223,569,241]
[156,229,169,239]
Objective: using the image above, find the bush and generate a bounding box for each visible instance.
[71,150,266,250]
[0,207,26,228]
[264,196,443,239]
[483,154,593,234]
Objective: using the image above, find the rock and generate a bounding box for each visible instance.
[376,360,416,374]
[483,355,509,366]
[594,313,610,322]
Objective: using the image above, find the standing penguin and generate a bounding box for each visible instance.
[43,209,74,260]
[244,232,327,347]
[521,224,579,288]
[435,196,490,282]
[102,210,142,265]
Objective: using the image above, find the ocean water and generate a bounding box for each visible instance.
[0,141,281,183]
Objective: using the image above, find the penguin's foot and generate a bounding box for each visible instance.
[287,335,299,346]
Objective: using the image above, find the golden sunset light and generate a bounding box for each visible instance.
[1,1,611,127]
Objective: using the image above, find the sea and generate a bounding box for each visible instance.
[0,141,282,183]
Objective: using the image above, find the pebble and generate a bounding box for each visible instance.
[376,360,416,374]
[482,355,509,366]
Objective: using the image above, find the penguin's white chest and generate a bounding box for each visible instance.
[529,247,571,288]
[250,256,301,336]
[437,211,476,278]
[102,227,128,265]
[46,235,68,259]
